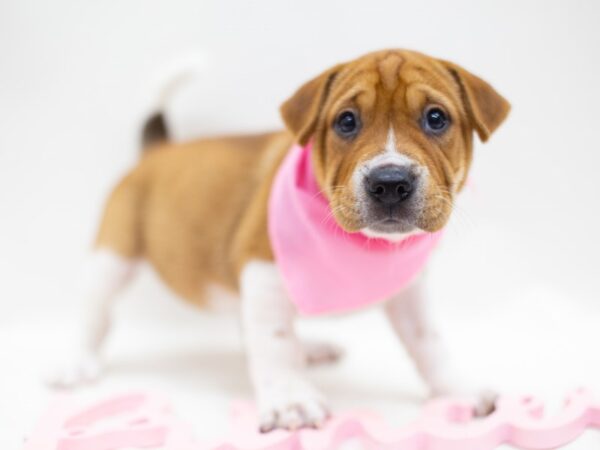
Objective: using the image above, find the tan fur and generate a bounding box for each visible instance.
[96,49,509,306]
[96,132,292,304]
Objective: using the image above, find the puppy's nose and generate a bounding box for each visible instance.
[366,165,415,205]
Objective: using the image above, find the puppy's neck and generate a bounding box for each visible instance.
[359,228,421,243]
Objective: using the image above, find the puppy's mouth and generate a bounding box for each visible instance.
[365,210,418,234]
[331,189,430,235]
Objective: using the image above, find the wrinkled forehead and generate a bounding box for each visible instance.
[325,51,464,120]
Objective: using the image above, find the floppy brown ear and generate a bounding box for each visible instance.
[280,64,344,145]
[440,60,511,142]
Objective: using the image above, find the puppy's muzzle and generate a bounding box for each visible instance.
[365,165,417,206]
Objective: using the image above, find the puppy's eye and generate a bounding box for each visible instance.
[422,107,449,134]
[334,110,360,138]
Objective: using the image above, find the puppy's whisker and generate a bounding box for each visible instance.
[321,204,346,227]
[439,196,474,230]
[321,202,359,244]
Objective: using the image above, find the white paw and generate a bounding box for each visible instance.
[257,377,330,432]
[45,353,104,389]
[303,340,344,367]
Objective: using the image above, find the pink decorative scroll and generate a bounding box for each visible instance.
[23,388,600,450]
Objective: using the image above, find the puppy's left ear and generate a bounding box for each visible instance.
[280,64,345,145]
[440,60,511,142]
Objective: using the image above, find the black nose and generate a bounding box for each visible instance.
[366,165,415,205]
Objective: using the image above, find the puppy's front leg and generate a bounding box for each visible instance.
[240,260,329,432]
[384,276,496,415]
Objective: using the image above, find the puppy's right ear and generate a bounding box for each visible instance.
[280,64,344,146]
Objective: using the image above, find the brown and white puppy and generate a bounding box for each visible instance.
[49,49,510,431]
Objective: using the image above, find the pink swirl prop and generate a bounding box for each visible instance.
[23,389,600,450]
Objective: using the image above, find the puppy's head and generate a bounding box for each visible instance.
[280,50,510,235]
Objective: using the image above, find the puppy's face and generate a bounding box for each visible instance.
[281,50,510,235]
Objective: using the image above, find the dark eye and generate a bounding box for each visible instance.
[334,110,360,138]
[422,107,449,134]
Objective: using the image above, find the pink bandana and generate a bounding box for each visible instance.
[268,143,443,316]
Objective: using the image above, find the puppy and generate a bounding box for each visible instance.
[50,49,510,431]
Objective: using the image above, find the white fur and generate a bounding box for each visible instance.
[240,260,329,430]
[140,54,208,119]
[46,249,137,387]
[370,127,421,168]
[360,227,420,242]
[380,127,416,165]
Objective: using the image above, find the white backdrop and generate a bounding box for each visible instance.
[1,1,600,448]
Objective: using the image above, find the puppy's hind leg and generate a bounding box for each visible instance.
[47,249,138,388]
[48,173,144,388]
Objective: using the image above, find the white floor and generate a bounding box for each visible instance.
[3,215,600,449]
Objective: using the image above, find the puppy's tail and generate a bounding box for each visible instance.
[139,55,207,152]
